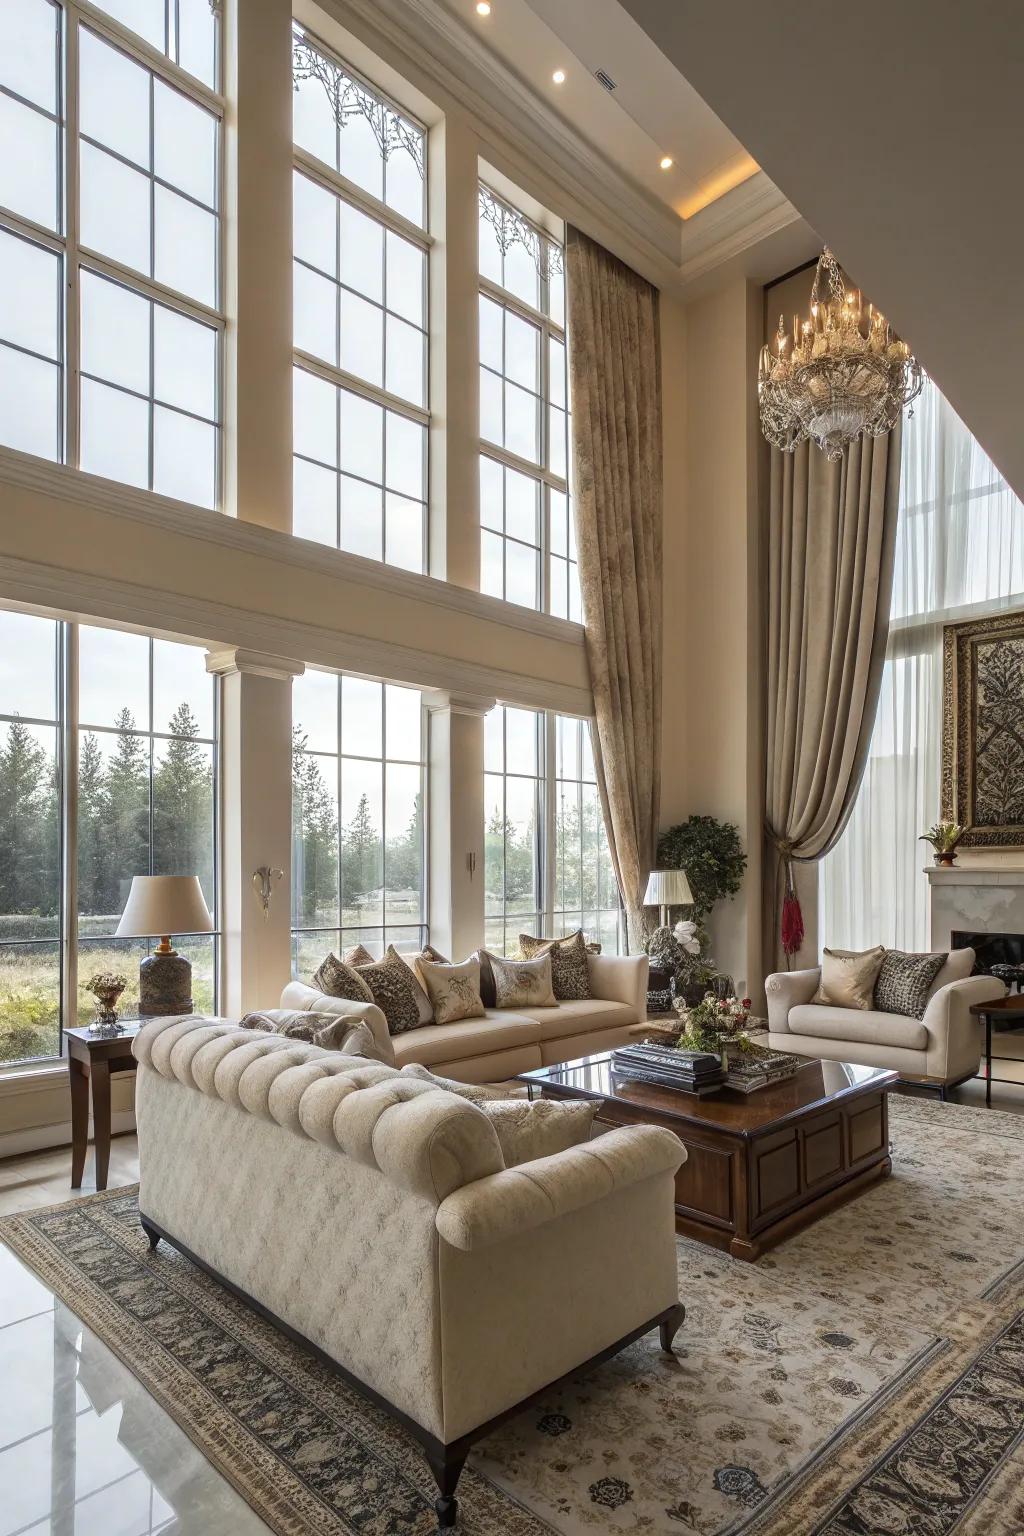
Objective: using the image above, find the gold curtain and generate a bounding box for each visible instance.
[565,227,663,948]
[764,422,902,970]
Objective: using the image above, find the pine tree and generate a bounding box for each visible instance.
[153,703,213,899]
[77,731,108,918]
[103,708,149,911]
[342,792,380,912]
[291,729,338,925]
[0,718,55,920]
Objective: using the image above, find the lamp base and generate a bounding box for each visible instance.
[139,950,193,1017]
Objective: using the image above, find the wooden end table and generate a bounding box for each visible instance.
[66,1023,141,1190]
[970,995,1024,1106]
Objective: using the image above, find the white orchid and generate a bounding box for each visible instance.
[673,919,701,955]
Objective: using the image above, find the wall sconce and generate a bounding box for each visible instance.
[253,867,284,920]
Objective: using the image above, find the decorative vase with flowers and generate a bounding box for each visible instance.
[86,972,127,1034]
[671,990,755,1068]
[918,821,964,867]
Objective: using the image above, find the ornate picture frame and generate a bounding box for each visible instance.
[942,609,1024,848]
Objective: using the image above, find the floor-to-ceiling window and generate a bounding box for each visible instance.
[291,27,428,570]
[484,704,544,952]
[291,668,427,977]
[821,379,1024,949]
[477,184,581,619]
[552,713,621,952]
[0,609,219,1067]
[0,0,223,504]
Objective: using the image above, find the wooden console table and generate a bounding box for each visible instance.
[67,1024,141,1190]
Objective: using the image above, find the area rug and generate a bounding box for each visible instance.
[4,1096,1024,1535]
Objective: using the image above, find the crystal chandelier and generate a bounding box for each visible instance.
[758,248,923,460]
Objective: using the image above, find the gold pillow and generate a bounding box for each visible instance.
[418,958,486,1025]
[813,946,886,1010]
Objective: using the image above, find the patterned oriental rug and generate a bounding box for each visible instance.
[4,1097,1024,1535]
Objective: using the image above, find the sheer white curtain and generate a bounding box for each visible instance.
[820,380,1024,950]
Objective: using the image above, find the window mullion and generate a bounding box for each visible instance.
[542,710,556,933]
[61,622,79,1047]
[65,9,81,469]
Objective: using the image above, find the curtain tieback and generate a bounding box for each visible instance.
[766,830,804,961]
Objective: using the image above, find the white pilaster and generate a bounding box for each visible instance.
[424,689,494,958]
[207,647,304,1014]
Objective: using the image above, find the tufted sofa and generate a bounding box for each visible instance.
[133,1014,685,1529]
[765,947,1005,1092]
[281,950,649,1083]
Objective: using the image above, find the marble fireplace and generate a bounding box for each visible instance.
[928,864,1024,981]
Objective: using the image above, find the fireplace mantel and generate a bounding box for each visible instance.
[928,863,1024,951]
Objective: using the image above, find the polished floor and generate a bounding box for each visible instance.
[0,1137,273,1536]
[3,1067,1024,1536]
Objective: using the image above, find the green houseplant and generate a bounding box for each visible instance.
[645,816,747,1004]
[918,821,964,866]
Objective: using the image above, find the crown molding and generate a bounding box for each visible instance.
[677,172,800,286]
[0,449,587,649]
[206,648,306,682]
[0,551,594,719]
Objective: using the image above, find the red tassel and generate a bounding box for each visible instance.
[781,891,804,957]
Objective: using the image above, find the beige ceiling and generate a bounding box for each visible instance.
[436,0,760,219]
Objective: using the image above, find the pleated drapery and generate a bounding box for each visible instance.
[565,227,663,949]
[764,421,902,970]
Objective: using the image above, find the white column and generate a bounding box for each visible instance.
[207,648,304,1015]
[223,0,293,532]
[428,115,480,587]
[425,690,494,959]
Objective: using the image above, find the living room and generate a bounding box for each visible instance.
[2,0,1023,1532]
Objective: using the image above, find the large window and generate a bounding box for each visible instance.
[0,0,223,502]
[484,705,621,955]
[292,29,428,571]
[0,610,218,1066]
[478,185,581,619]
[291,669,427,977]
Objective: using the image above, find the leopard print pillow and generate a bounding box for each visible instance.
[518,930,592,1000]
[354,948,424,1035]
[311,953,375,1004]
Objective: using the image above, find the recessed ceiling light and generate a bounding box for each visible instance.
[475,1,491,13]
[552,68,566,84]
[660,155,673,170]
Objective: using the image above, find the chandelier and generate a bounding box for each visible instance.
[758,248,922,460]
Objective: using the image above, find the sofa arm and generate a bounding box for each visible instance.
[435,1124,684,1251]
[587,952,648,1015]
[923,975,1005,1082]
[280,980,395,1065]
[765,969,820,1032]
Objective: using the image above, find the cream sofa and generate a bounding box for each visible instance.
[281,950,649,1082]
[133,1014,685,1529]
[765,947,1005,1093]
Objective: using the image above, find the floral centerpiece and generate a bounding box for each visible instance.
[918,821,964,866]
[672,990,757,1063]
[86,971,127,1033]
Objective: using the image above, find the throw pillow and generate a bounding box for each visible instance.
[482,1099,599,1167]
[813,945,886,1010]
[397,944,450,1022]
[519,929,593,999]
[343,943,377,967]
[490,952,558,1009]
[418,958,486,1025]
[311,953,375,1005]
[240,1010,387,1060]
[354,949,423,1036]
[470,948,498,1008]
[874,950,948,1019]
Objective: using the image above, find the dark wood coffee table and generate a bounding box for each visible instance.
[519,1054,897,1261]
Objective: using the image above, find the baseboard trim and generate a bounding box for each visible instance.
[0,1112,136,1161]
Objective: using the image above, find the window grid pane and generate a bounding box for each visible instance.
[291,670,428,973]
[552,713,622,953]
[484,705,543,956]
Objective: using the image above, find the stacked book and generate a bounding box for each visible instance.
[725,1047,802,1094]
[611,1043,727,1097]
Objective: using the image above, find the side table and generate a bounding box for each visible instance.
[969,996,1024,1106]
[66,1024,141,1190]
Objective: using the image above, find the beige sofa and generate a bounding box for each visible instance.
[133,1014,685,1529]
[765,947,1005,1092]
[281,951,649,1082]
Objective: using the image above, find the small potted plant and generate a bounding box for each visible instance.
[86,972,128,1034]
[918,822,964,867]
[672,990,754,1066]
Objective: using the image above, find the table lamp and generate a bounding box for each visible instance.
[115,875,214,1017]
[643,868,694,929]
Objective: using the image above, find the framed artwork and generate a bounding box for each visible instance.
[942,609,1024,848]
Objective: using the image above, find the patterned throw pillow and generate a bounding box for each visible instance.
[479,1098,599,1168]
[343,943,377,967]
[490,952,558,1010]
[354,949,423,1036]
[311,953,375,1005]
[874,950,947,1019]
[239,1011,387,1060]
[398,944,450,1022]
[519,930,593,1000]
[813,946,886,1010]
[418,958,486,1025]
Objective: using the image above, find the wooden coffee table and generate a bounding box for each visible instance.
[519,1054,897,1261]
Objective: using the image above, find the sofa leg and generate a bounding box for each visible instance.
[659,1303,686,1353]
[140,1216,161,1252]
[426,1446,468,1530]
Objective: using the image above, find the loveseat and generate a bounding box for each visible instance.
[133,1014,685,1529]
[282,950,649,1082]
[765,946,1004,1092]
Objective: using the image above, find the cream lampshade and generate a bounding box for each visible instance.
[115,875,214,1017]
[643,868,694,928]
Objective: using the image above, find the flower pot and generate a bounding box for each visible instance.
[934,851,957,867]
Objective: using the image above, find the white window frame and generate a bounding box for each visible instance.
[291,28,432,572]
[478,183,578,617]
[0,0,226,497]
